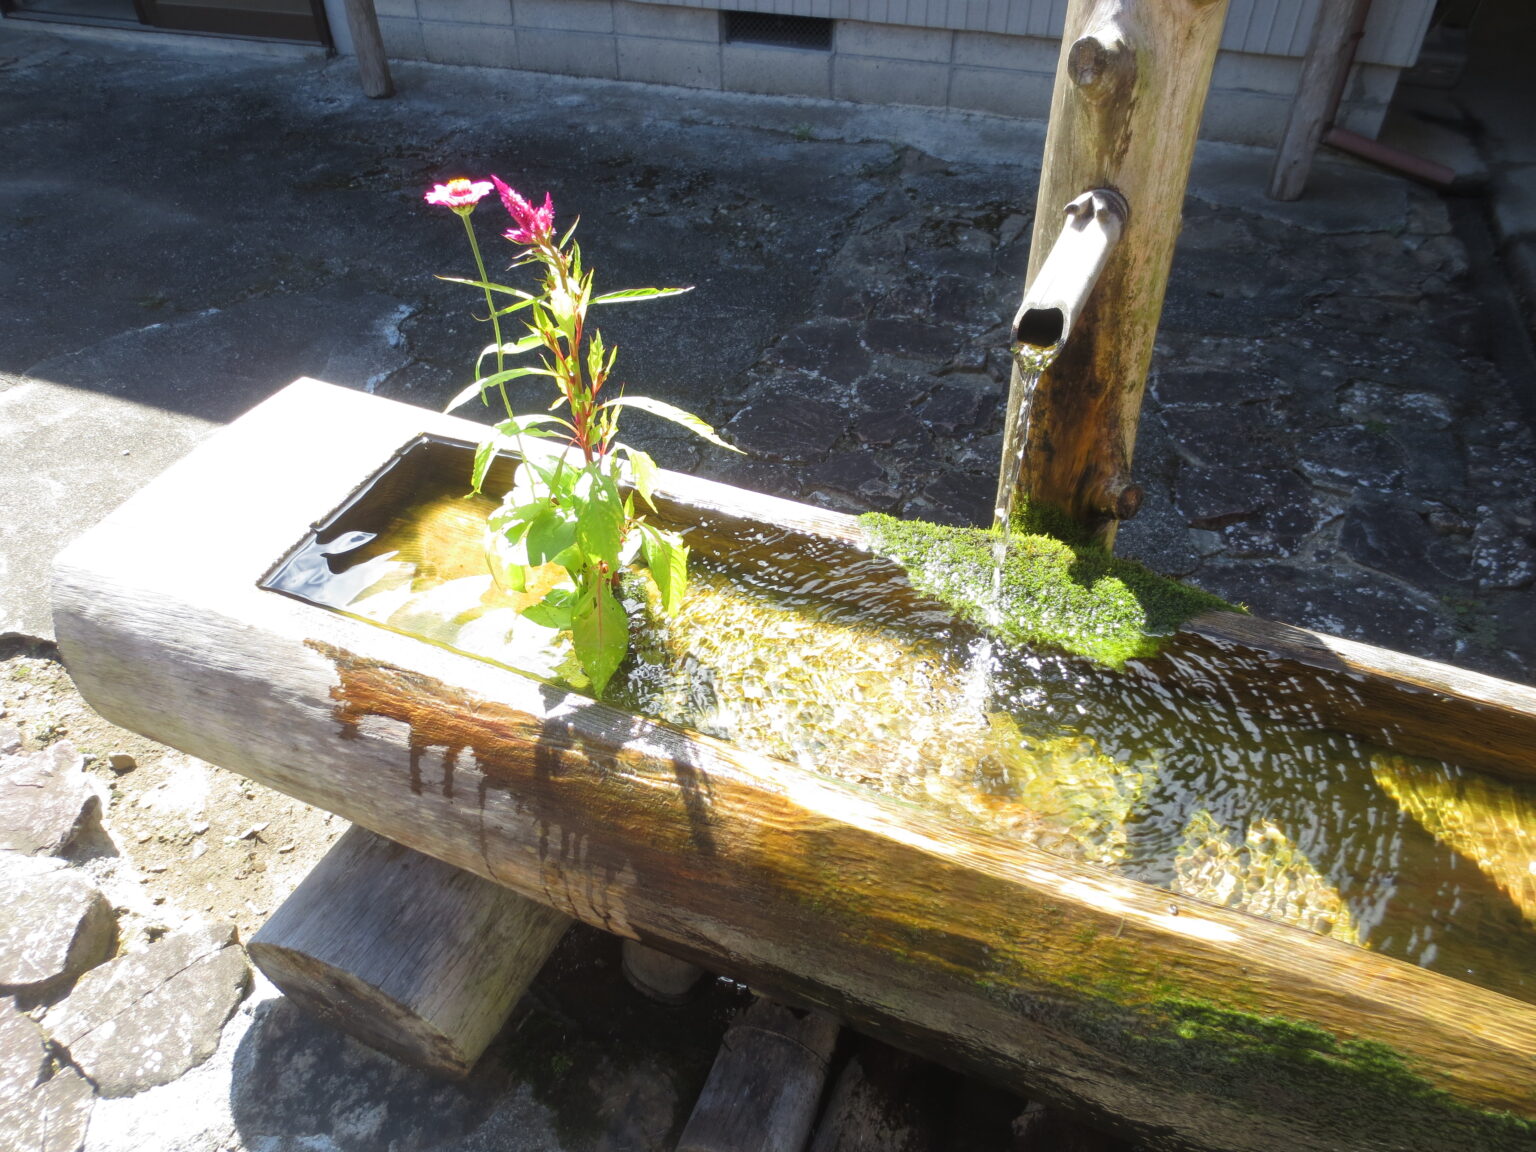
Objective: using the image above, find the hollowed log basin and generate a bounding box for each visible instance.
[54,379,1536,1151]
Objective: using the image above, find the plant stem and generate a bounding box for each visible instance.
[460,211,511,418]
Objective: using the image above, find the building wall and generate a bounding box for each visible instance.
[375,0,1433,145]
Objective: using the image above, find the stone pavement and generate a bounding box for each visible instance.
[1,15,1535,1152]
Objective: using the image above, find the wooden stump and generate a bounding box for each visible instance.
[807,1037,950,1152]
[247,825,572,1077]
[621,938,706,1004]
[677,997,841,1152]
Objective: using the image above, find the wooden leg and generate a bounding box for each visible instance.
[247,825,571,1078]
[677,997,841,1152]
[808,1037,950,1152]
[621,938,707,1004]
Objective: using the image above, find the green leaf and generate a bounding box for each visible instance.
[525,504,579,568]
[495,413,572,439]
[488,499,548,536]
[591,286,694,305]
[571,574,628,697]
[619,446,658,510]
[471,437,498,493]
[574,469,625,572]
[640,524,689,614]
[444,366,558,413]
[490,298,538,318]
[435,275,536,299]
[523,587,575,631]
[475,335,547,374]
[586,330,607,385]
[600,395,743,453]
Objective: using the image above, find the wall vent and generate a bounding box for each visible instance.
[723,11,833,50]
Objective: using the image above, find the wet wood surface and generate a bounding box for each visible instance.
[53,381,1536,1151]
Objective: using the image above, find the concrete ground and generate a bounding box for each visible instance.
[1,15,1535,1152]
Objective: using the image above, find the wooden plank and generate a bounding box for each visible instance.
[50,381,1536,1152]
[996,0,1231,548]
[248,825,571,1076]
[1266,0,1372,201]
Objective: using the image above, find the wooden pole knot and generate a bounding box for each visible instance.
[1067,22,1135,98]
[1095,476,1144,521]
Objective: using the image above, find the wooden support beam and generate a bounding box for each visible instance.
[341,0,394,99]
[1267,0,1373,201]
[677,997,841,1152]
[996,0,1230,549]
[247,825,571,1077]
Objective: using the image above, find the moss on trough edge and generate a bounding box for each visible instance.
[1107,997,1536,1148]
[858,511,1238,669]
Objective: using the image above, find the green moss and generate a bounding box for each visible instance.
[1110,998,1536,1147]
[858,512,1239,669]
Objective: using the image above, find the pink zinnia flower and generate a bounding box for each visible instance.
[424,178,494,213]
[491,175,556,245]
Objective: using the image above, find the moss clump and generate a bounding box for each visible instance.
[858,512,1238,669]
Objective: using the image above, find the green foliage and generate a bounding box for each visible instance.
[858,512,1239,669]
[431,176,735,696]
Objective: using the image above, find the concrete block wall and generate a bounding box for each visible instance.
[377,0,1404,146]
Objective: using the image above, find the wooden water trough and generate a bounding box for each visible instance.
[54,378,1536,1152]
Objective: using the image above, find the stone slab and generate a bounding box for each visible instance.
[48,923,250,1098]
[0,853,116,997]
[0,742,101,857]
[0,1001,96,1152]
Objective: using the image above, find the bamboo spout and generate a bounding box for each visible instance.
[1011,189,1128,358]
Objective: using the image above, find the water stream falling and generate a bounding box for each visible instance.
[990,344,1059,611]
[971,345,1059,709]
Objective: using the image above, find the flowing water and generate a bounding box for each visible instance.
[989,344,1059,614]
[268,458,1536,1007]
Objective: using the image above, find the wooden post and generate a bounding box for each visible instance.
[621,939,707,1004]
[995,0,1230,549]
[677,998,841,1152]
[1013,1101,1122,1151]
[1267,0,1373,201]
[247,825,572,1077]
[807,1037,950,1152]
[341,0,394,99]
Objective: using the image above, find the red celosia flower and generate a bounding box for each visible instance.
[491,175,556,245]
[424,179,494,213]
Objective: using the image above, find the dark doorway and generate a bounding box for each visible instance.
[2,0,332,47]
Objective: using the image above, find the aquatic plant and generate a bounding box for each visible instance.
[424,177,739,695]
